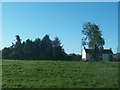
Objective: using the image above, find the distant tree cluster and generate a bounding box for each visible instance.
[2,35,81,60]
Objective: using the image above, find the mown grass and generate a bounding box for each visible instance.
[2,60,119,88]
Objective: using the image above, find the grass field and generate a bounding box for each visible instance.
[2,60,119,88]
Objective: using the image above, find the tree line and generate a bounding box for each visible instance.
[2,35,81,60]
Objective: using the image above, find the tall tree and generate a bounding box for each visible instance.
[82,22,105,61]
[14,35,23,59]
[23,39,33,60]
[41,35,53,60]
[52,37,61,47]
[33,38,41,59]
[53,37,62,60]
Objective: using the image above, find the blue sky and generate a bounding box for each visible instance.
[2,2,118,54]
[0,1,1,81]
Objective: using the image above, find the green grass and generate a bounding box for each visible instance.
[2,60,119,88]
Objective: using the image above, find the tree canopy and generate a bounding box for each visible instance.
[82,22,105,61]
[2,35,81,61]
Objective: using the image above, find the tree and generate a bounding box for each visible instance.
[41,35,53,60]
[11,35,23,59]
[82,22,105,61]
[67,53,81,61]
[52,37,61,47]
[2,47,11,59]
[16,35,23,59]
[2,34,69,60]
[52,37,61,59]
[33,38,41,59]
[52,37,67,60]
[23,39,33,60]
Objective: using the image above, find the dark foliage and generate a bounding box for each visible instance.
[2,35,81,60]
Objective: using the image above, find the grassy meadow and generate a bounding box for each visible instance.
[2,60,119,88]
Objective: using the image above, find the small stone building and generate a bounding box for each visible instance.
[82,47,113,61]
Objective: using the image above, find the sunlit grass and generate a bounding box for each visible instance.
[2,60,118,88]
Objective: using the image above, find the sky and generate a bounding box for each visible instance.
[1,0,119,2]
[2,2,118,54]
[0,3,2,52]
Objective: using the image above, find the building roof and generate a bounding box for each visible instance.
[85,48,113,54]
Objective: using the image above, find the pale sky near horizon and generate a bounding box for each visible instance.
[2,2,118,54]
